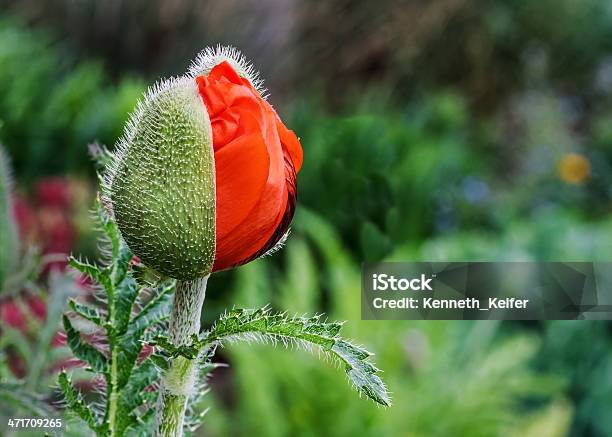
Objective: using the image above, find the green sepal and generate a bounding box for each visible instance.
[110,77,216,280]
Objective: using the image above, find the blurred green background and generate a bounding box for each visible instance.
[2,0,612,435]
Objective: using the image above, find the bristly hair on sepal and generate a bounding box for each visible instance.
[187,45,268,99]
[99,75,190,222]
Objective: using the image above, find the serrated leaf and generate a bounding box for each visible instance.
[89,142,114,171]
[127,405,157,436]
[149,353,170,371]
[113,244,133,287]
[130,281,174,333]
[332,340,390,406]
[116,326,146,389]
[68,300,104,326]
[120,359,160,412]
[114,275,139,335]
[179,307,391,406]
[69,256,106,286]
[95,200,121,259]
[63,315,108,373]
[58,372,101,432]
[0,326,32,365]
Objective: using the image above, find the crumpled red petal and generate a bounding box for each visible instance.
[196,61,303,271]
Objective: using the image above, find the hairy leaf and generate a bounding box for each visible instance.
[158,307,391,406]
[69,256,106,287]
[89,142,115,170]
[61,198,168,436]
[95,200,121,259]
[68,299,104,326]
[58,372,101,432]
[113,244,133,287]
[130,281,174,333]
[114,275,139,335]
[149,353,171,372]
[120,359,159,412]
[116,326,146,389]
[63,315,108,373]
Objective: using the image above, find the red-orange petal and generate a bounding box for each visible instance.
[214,125,270,242]
[276,117,303,172]
[197,61,303,271]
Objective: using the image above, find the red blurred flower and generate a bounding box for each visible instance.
[0,300,26,330]
[11,178,78,271]
[12,195,37,244]
[37,207,75,255]
[25,294,47,321]
[35,178,72,209]
[196,61,303,271]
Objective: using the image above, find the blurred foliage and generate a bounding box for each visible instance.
[291,93,486,261]
[0,18,145,182]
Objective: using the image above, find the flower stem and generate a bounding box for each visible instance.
[155,275,209,437]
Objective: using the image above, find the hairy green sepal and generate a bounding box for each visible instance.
[111,78,216,280]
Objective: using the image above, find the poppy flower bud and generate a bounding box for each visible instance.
[107,47,302,280]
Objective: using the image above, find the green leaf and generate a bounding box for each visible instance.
[332,339,390,406]
[0,145,19,291]
[63,315,108,373]
[112,244,133,287]
[0,326,32,366]
[127,406,157,436]
[68,256,106,286]
[149,353,170,371]
[130,281,174,332]
[163,307,391,406]
[119,359,159,412]
[95,200,121,259]
[114,275,139,335]
[68,299,104,326]
[116,326,146,389]
[58,372,100,433]
[28,271,81,389]
[151,335,199,359]
[88,142,115,171]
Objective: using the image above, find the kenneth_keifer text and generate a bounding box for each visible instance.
[372,296,529,310]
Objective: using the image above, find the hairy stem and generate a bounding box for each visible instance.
[155,276,208,437]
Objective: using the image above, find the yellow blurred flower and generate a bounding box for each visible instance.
[558,153,590,184]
